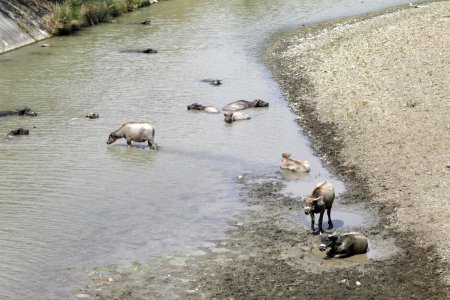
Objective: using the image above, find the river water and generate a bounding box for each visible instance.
[0,0,417,298]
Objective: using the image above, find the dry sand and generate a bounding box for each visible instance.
[266,0,449,286]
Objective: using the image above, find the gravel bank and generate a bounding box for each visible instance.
[266,0,449,287]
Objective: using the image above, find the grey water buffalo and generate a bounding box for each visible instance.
[0,107,37,117]
[319,232,369,258]
[223,111,251,123]
[304,181,335,233]
[201,79,222,86]
[222,99,269,111]
[106,122,158,150]
[280,153,310,173]
[187,103,220,113]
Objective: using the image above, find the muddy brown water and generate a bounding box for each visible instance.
[0,0,418,298]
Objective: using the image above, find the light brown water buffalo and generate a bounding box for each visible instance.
[304,181,335,233]
[319,232,369,258]
[223,111,251,123]
[106,122,158,150]
[85,112,99,119]
[187,103,220,113]
[222,99,269,111]
[280,153,310,172]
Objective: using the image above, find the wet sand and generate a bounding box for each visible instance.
[75,2,449,298]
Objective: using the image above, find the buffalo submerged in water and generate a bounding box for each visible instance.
[0,107,37,117]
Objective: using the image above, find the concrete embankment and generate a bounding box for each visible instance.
[0,1,52,54]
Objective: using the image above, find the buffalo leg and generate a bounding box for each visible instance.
[310,213,315,232]
[127,140,132,148]
[327,208,333,229]
[318,211,324,232]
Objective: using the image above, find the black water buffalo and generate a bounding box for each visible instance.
[7,128,29,136]
[0,107,37,117]
[201,79,222,86]
[319,232,369,258]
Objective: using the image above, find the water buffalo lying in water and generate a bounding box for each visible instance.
[201,79,222,86]
[0,107,37,117]
[319,232,369,258]
[6,128,29,136]
[85,112,99,119]
[107,122,158,150]
[280,153,310,173]
[223,111,251,123]
[304,181,335,233]
[187,103,220,113]
[223,99,269,111]
[120,49,157,54]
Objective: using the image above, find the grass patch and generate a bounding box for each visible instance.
[44,0,155,35]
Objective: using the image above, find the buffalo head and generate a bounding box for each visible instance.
[254,99,269,108]
[304,196,324,215]
[17,107,37,116]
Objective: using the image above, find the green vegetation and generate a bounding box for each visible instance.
[44,0,155,34]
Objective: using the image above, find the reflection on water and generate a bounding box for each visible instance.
[0,0,415,298]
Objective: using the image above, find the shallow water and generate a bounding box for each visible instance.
[0,0,417,298]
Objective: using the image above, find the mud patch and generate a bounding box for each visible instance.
[74,177,443,299]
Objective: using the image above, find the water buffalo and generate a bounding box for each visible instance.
[201,79,222,86]
[319,232,369,258]
[143,48,157,54]
[304,181,335,233]
[187,103,220,113]
[85,112,99,119]
[280,153,310,173]
[0,107,37,117]
[223,99,269,111]
[223,111,251,123]
[107,122,158,150]
[6,128,29,136]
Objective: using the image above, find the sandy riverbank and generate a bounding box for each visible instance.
[74,2,449,299]
[266,0,449,289]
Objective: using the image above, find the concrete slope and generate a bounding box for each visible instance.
[0,0,52,54]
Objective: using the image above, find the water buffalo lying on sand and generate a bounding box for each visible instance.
[304,181,335,233]
[224,111,251,123]
[280,153,310,173]
[187,103,220,113]
[0,107,37,117]
[107,122,158,150]
[319,232,369,258]
[201,79,222,86]
[223,99,269,111]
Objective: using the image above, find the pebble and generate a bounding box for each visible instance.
[356,281,362,286]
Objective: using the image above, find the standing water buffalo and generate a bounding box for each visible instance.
[304,181,335,233]
[0,107,37,117]
[223,99,269,111]
[223,111,251,123]
[106,122,158,150]
[187,103,220,113]
[319,232,369,258]
[280,153,310,173]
